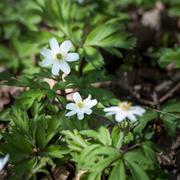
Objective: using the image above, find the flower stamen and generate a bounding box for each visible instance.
[77,101,84,109]
[56,53,63,60]
[118,102,132,111]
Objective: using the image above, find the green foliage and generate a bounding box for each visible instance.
[63,126,157,180]
[160,100,180,137]
[0,0,179,179]
[159,48,180,68]
[1,106,67,179]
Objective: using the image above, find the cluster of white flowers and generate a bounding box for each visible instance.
[64,93,145,121]
[0,154,9,172]
[40,38,146,121]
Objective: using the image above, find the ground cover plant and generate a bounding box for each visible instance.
[0,0,180,179]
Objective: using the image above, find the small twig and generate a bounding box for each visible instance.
[159,82,180,103]
[64,90,78,95]
[127,143,140,151]
[134,95,155,106]
[151,91,160,109]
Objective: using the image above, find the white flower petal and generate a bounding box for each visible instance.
[0,154,9,172]
[66,110,77,117]
[130,110,143,116]
[115,112,127,122]
[60,40,72,54]
[132,106,146,114]
[52,62,60,75]
[65,53,79,62]
[59,61,71,74]
[85,108,92,115]
[84,95,91,102]
[40,58,53,67]
[104,106,120,112]
[66,103,77,110]
[73,92,82,103]
[77,112,84,120]
[106,112,117,116]
[40,48,54,58]
[104,104,145,123]
[49,37,60,53]
[89,99,97,108]
[84,95,97,108]
[127,113,137,121]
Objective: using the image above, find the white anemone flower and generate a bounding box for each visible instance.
[104,102,145,122]
[40,37,79,75]
[0,154,9,172]
[66,92,97,120]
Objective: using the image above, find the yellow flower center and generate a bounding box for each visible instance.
[118,102,132,111]
[56,53,63,60]
[77,101,84,109]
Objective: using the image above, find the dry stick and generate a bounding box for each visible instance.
[159,82,180,103]
[151,91,160,109]
[138,98,155,106]
[64,90,78,95]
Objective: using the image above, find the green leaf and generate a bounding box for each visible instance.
[36,114,62,150]
[88,155,119,180]
[62,130,89,149]
[126,160,150,180]
[84,21,136,51]
[169,7,180,17]
[0,71,13,81]
[84,46,104,69]
[15,89,44,109]
[98,126,112,146]
[10,158,37,179]
[81,126,112,146]
[10,107,30,135]
[141,142,157,164]
[134,111,158,134]
[161,100,180,113]
[109,161,126,180]
[160,100,180,137]
[45,145,68,159]
[12,39,39,58]
[111,126,124,149]
[85,23,120,47]
[0,45,13,59]
[124,151,152,167]
[159,48,180,68]
[161,115,177,138]
[2,128,33,158]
